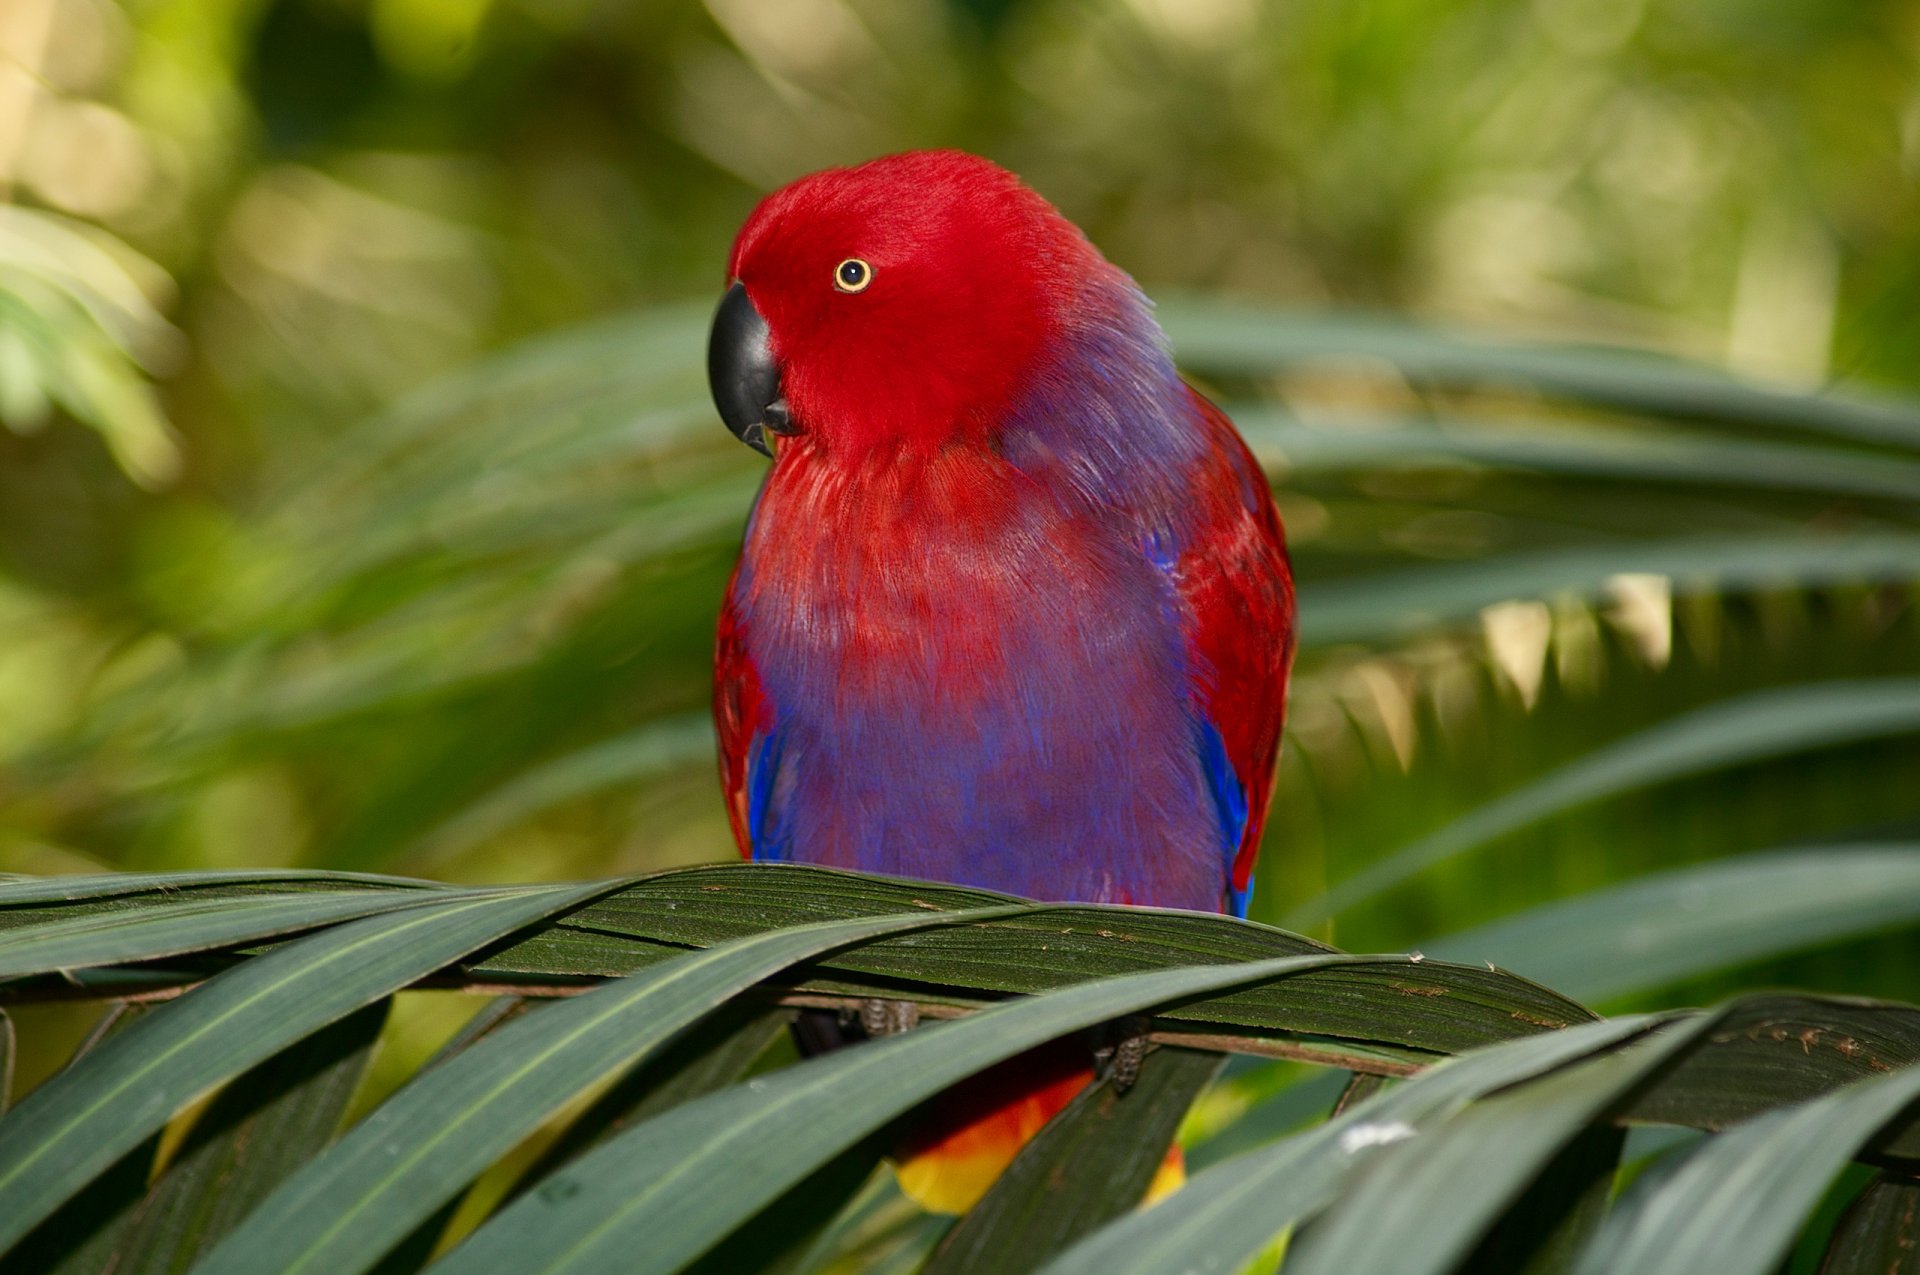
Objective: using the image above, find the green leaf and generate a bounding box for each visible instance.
[1571,1063,1920,1275]
[0,882,610,1255]
[1232,410,1920,504]
[0,870,434,909]
[685,1134,890,1275]
[1300,534,1920,646]
[1623,995,1920,1161]
[1456,1126,1623,1275]
[1039,1015,1661,1275]
[1280,1013,1738,1275]
[588,1008,832,1275]
[1280,992,1920,1275]
[783,1174,950,1275]
[505,1003,790,1199]
[108,999,391,1274]
[923,1046,1223,1275]
[397,714,714,870]
[1119,995,1918,1275]
[193,904,1031,1275]
[0,862,1596,1063]
[1817,1172,1920,1274]
[368,996,541,1275]
[428,995,535,1064]
[0,889,477,979]
[1186,1065,1351,1171]
[285,303,710,503]
[1421,845,1920,1004]
[8,1003,158,1275]
[430,950,1396,1275]
[490,864,1595,1057]
[1291,680,1920,927]
[1156,300,1920,447]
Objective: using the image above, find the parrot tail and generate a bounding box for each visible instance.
[890,1039,1186,1215]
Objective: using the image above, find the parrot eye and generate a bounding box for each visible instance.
[833,258,873,293]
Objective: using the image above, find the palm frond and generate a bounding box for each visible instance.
[0,865,1916,1272]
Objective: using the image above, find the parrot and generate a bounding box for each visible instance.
[706,150,1294,1214]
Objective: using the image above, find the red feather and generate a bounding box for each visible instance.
[713,580,765,859]
[1174,388,1295,898]
[707,150,1295,1213]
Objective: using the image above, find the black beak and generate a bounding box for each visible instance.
[708,282,793,458]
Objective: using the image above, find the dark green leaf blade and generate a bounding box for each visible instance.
[1282,997,1889,1275]
[0,889,473,979]
[0,871,437,909]
[505,1003,790,1199]
[492,863,1595,1057]
[1457,1125,1623,1275]
[194,905,1032,1275]
[1281,1035,1688,1275]
[684,1134,891,1275]
[1040,1016,1662,1275]
[1818,1172,1920,1274]
[368,997,542,1275]
[572,1006,823,1275]
[1077,992,1920,1275]
[0,882,611,1255]
[1623,996,1920,1157]
[9,1004,158,1275]
[1571,1063,1920,1275]
[430,951,1399,1275]
[0,862,1594,1063]
[109,999,391,1274]
[923,1046,1222,1275]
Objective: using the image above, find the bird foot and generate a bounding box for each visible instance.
[1091,1016,1153,1093]
[859,997,920,1038]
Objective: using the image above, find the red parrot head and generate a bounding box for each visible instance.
[708,150,1107,456]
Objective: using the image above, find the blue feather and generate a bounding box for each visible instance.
[746,731,789,860]
[1195,718,1251,917]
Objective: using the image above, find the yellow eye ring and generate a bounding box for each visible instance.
[833,258,873,293]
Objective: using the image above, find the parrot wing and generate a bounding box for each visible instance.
[714,576,768,859]
[1166,387,1295,915]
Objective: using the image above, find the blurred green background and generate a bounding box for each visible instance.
[3,0,1918,1022]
